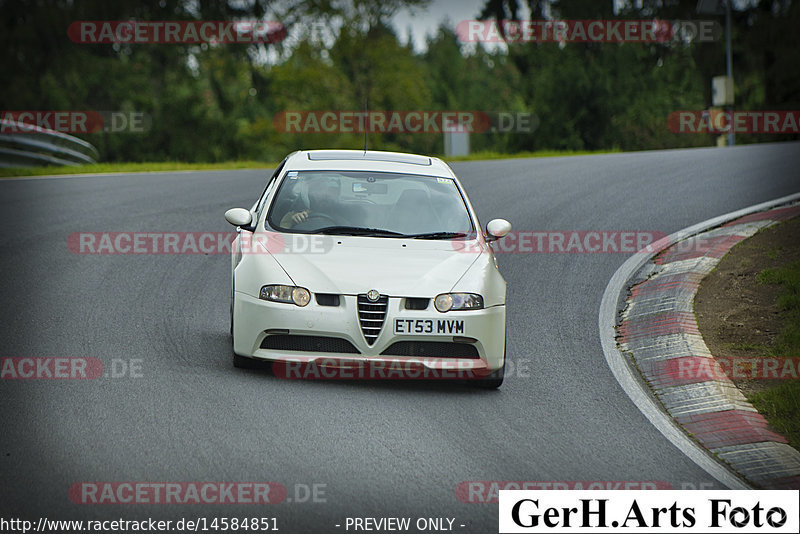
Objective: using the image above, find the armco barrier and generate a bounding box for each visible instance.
[0,119,99,167]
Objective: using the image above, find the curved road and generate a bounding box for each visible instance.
[1,142,799,531]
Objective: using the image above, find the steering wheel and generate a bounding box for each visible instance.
[294,213,338,230]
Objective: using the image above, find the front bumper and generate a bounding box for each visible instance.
[232,292,506,373]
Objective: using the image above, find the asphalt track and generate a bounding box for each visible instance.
[1,142,799,532]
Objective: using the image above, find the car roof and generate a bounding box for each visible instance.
[283,149,455,177]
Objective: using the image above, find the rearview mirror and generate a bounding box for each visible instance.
[486,218,512,241]
[224,208,252,227]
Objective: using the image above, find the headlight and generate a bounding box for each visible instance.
[434,293,483,312]
[259,284,311,307]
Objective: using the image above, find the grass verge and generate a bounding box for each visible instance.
[0,160,274,178]
[0,148,622,178]
[694,215,800,451]
[443,148,621,162]
[749,258,800,448]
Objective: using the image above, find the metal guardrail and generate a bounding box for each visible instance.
[0,119,99,167]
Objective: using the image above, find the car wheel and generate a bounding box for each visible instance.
[233,351,264,369]
[231,332,269,370]
[230,286,267,370]
[474,338,505,388]
[474,364,504,389]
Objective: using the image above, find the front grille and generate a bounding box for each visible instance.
[357,294,388,345]
[260,335,360,354]
[381,341,479,359]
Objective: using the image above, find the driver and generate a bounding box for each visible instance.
[280,175,341,228]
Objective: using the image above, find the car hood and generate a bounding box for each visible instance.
[267,235,482,296]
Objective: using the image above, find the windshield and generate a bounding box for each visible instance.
[266,171,474,237]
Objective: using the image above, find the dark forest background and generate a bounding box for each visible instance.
[2,0,798,162]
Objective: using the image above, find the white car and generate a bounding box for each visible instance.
[224,149,511,387]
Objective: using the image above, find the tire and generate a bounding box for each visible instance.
[233,352,266,369]
[230,276,235,337]
[230,286,267,370]
[474,364,504,389]
[474,336,506,388]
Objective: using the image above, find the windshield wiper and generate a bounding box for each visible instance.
[402,231,470,240]
[314,226,404,237]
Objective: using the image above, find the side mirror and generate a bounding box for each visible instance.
[485,218,512,242]
[224,208,252,227]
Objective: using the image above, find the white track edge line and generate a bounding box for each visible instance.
[599,191,800,490]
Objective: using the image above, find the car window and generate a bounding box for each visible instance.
[266,171,474,236]
[254,159,287,223]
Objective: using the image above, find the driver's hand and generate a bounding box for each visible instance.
[291,210,309,224]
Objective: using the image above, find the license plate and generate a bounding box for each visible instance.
[393,318,464,335]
